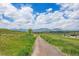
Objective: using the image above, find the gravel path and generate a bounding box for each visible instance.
[32,36,65,56]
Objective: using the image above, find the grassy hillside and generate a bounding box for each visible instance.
[0,29,36,56]
[40,33,79,56]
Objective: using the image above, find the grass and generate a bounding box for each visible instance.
[0,29,79,56]
[39,32,79,56]
[0,29,36,56]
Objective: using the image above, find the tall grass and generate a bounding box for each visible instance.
[40,33,79,56]
[0,29,36,56]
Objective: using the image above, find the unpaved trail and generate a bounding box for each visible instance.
[32,36,65,56]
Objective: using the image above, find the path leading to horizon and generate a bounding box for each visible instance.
[32,36,65,56]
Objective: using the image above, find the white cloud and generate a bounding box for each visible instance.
[60,3,79,19]
[35,13,49,24]
[0,3,34,29]
[35,11,63,25]
[0,3,79,30]
[46,8,53,12]
[34,3,79,30]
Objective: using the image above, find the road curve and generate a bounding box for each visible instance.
[32,36,65,56]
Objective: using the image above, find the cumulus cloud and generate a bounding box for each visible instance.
[35,3,79,30]
[57,3,79,30]
[0,3,79,30]
[0,3,34,29]
[46,8,53,12]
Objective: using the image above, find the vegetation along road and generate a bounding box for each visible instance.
[32,36,64,56]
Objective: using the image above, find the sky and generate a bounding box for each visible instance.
[0,3,79,30]
[12,3,61,13]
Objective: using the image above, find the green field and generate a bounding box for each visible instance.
[0,29,36,56]
[39,32,79,56]
[0,29,79,56]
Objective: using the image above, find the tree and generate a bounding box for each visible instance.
[27,29,33,36]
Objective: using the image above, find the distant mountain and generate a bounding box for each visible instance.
[9,28,27,32]
[32,28,52,32]
[10,28,63,32]
[52,28,63,31]
[1,28,78,32]
[11,28,62,32]
[32,28,64,32]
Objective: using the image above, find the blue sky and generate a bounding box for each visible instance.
[0,3,79,30]
[12,3,61,13]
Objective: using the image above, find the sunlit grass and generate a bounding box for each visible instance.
[0,29,36,56]
[40,33,79,56]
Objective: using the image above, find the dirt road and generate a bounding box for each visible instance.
[32,36,65,56]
